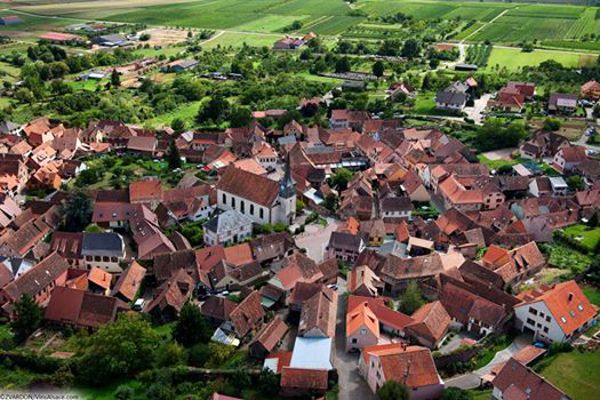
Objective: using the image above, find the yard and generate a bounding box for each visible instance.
[562,224,600,253]
[583,286,600,307]
[485,47,595,71]
[537,350,600,400]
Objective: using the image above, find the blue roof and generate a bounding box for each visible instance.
[289,337,333,370]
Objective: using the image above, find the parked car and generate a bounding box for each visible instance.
[133,298,145,311]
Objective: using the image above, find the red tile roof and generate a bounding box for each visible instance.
[377,345,441,388]
[216,165,279,207]
[493,358,568,400]
[280,367,328,391]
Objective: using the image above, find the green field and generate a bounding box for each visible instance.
[3,0,598,49]
[486,47,597,70]
[563,224,600,253]
[538,350,600,400]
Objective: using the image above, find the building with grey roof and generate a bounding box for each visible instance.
[204,209,253,246]
[81,232,126,272]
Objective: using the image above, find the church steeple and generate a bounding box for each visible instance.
[279,153,295,199]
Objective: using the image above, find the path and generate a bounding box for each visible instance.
[333,279,376,400]
[445,335,530,390]
[460,8,510,44]
[199,30,224,46]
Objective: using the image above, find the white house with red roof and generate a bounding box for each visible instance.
[514,280,598,343]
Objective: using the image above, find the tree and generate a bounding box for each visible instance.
[377,381,409,400]
[401,39,420,59]
[323,193,338,212]
[76,314,159,385]
[62,190,92,232]
[475,119,528,152]
[398,281,425,315]
[567,175,585,191]
[543,118,561,131]
[329,168,354,190]
[442,388,473,400]
[173,302,211,347]
[372,61,385,78]
[167,139,182,170]
[154,342,186,367]
[335,57,351,73]
[229,106,252,128]
[196,94,229,124]
[171,117,186,134]
[10,294,43,343]
[110,69,120,87]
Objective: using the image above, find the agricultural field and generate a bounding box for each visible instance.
[485,47,597,71]
[465,44,492,67]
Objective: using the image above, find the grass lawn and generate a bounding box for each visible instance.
[562,224,600,253]
[477,155,517,170]
[76,379,144,400]
[468,389,492,400]
[201,31,281,49]
[542,243,591,272]
[485,47,594,71]
[538,350,600,400]
[583,286,600,307]
[145,99,203,128]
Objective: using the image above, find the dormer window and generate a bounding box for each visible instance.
[560,317,567,323]
[578,304,584,311]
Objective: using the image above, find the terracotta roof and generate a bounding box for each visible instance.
[217,165,279,207]
[223,243,254,267]
[50,231,83,260]
[346,301,380,337]
[299,286,337,337]
[87,267,111,291]
[145,269,194,315]
[348,295,413,331]
[265,351,292,373]
[129,179,162,203]
[200,295,237,322]
[44,286,127,328]
[406,301,451,344]
[280,367,328,391]
[377,346,441,388]
[516,280,597,336]
[252,315,288,352]
[492,358,568,400]
[111,261,146,302]
[229,290,265,337]
[348,265,381,296]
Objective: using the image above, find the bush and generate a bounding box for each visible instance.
[114,385,135,400]
[548,342,573,356]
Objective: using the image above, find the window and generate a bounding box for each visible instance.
[529,307,538,316]
[102,256,109,262]
[543,327,549,333]
[578,304,584,311]
[352,338,357,344]
[260,208,264,219]
[560,317,567,323]
[569,310,575,317]
[526,318,535,326]
[222,193,226,203]
[360,328,367,335]
[241,200,245,213]
[250,204,254,215]
[231,197,235,207]
[546,316,551,322]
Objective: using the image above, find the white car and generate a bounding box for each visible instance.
[133,298,145,311]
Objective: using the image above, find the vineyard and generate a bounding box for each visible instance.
[465,44,492,67]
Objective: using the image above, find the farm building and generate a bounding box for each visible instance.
[0,15,23,25]
[93,34,129,47]
[161,59,199,73]
[38,32,84,44]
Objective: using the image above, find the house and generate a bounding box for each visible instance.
[0,121,21,134]
[514,280,598,343]
[435,81,468,113]
[298,286,337,338]
[227,290,265,339]
[480,242,545,286]
[200,295,237,326]
[203,209,253,246]
[87,266,112,295]
[249,316,288,359]
[280,336,333,397]
[216,163,296,225]
[161,59,199,73]
[111,261,146,303]
[145,269,195,322]
[348,296,414,337]
[81,232,126,273]
[361,344,444,399]
[388,82,415,100]
[404,301,451,349]
[580,79,600,100]
[273,36,305,50]
[519,130,569,160]
[492,358,570,400]
[326,231,366,263]
[346,301,380,352]
[548,93,578,114]
[551,145,587,174]
[329,109,370,130]
[44,286,128,330]
[0,252,69,317]
[380,196,413,219]
[348,265,382,297]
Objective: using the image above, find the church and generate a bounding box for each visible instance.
[216,162,296,225]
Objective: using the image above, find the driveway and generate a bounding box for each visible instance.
[295,217,342,263]
[445,334,531,390]
[464,94,491,125]
[333,279,376,400]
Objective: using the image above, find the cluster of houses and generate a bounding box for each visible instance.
[0,96,599,398]
[437,78,600,115]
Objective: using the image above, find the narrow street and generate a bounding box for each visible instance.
[333,279,376,400]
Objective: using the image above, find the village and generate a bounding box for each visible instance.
[0,78,599,399]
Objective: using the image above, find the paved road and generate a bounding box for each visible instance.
[464,94,491,125]
[445,335,530,390]
[295,217,342,263]
[333,279,376,400]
